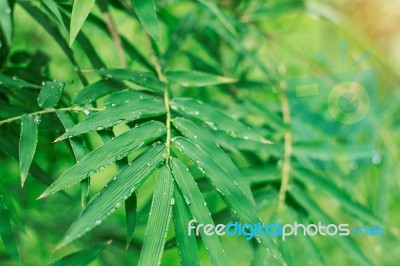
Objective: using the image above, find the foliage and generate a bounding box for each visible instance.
[0,0,399,265]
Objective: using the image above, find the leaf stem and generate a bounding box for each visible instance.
[145,34,171,163]
[0,107,104,126]
[102,10,126,67]
[277,65,292,214]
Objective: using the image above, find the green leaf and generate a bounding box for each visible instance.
[166,71,237,87]
[37,81,65,109]
[49,241,110,266]
[172,137,283,263]
[19,3,88,85]
[172,184,199,266]
[0,194,21,266]
[56,110,90,207]
[139,165,174,266]
[197,0,236,35]
[55,101,165,141]
[91,69,165,93]
[0,73,38,89]
[172,117,255,206]
[69,0,95,46]
[72,79,126,106]
[125,192,137,249]
[58,144,166,248]
[170,157,228,265]
[289,185,372,266]
[19,114,38,187]
[247,1,305,20]
[293,168,381,225]
[131,0,162,48]
[41,121,166,198]
[170,98,271,144]
[105,89,162,107]
[42,0,68,36]
[0,0,12,46]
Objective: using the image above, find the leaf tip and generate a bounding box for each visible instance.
[53,135,65,143]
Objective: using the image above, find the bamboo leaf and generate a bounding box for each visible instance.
[172,117,255,206]
[0,136,61,189]
[58,144,166,248]
[91,69,165,93]
[69,0,95,46]
[166,71,237,87]
[72,80,126,106]
[172,184,199,266]
[41,121,166,198]
[55,101,165,141]
[197,0,236,35]
[125,192,137,249]
[172,137,283,263]
[0,73,38,89]
[37,81,65,109]
[131,0,162,48]
[0,193,21,266]
[139,165,174,266]
[289,185,372,266]
[42,0,68,36]
[49,241,110,266]
[170,98,271,144]
[0,0,12,46]
[56,110,90,207]
[170,157,228,265]
[19,114,39,187]
[19,3,88,85]
[105,89,162,107]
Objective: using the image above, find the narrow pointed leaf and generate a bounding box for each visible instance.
[72,79,126,106]
[56,110,90,207]
[19,3,88,85]
[37,81,64,109]
[0,136,59,188]
[166,71,236,87]
[0,194,21,266]
[139,165,174,266]
[42,0,68,36]
[171,157,228,265]
[69,0,95,46]
[41,121,166,197]
[19,114,38,186]
[172,117,255,206]
[197,0,236,36]
[172,137,283,263]
[55,101,165,141]
[289,186,372,266]
[125,192,137,249]
[91,69,164,93]
[59,144,166,247]
[105,90,162,107]
[171,98,271,144]
[131,0,162,48]
[172,184,199,266]
[0,73,38,89]
[0,0,12,46]
[49,241,110,266]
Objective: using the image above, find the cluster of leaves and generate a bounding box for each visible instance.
[0,0,395,265]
